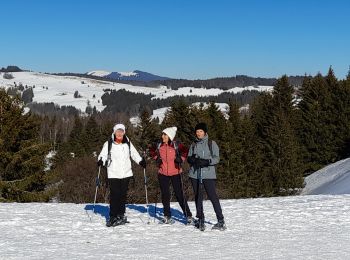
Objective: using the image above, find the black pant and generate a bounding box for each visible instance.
[190,177,224,221]
[158,174,192,218]
[109,177,131,218]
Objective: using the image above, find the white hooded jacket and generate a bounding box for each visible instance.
[98,135,142,179]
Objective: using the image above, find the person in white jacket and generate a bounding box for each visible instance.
[98,123,146,227]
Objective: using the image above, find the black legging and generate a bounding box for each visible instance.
[158,174,192,218]
[190,177,224,221]
[109,177,131,217]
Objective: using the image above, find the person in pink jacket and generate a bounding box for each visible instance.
[150,126,193,224]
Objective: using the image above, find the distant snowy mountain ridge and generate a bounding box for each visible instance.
[87,70,170,82]
[0,71,273,113]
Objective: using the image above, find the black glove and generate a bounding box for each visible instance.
[139,158,147,169]
[156,157,162,166]
[97,158,104,167]
[174,156,183,164]
[197,158,210,168]
[187,154,197,165]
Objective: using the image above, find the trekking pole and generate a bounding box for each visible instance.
[93,165,101,214]
[197,167,205,230]
[142,153,151,224]
[178,162,189,220]
[154,183,159,222]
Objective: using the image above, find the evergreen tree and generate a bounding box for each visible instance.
[240,114,264,197]
[267,76,303,194]
[297,71,338,172]
[225,101,246,198]
[250,76,303,195]
[136,108,161,152]
[83,116,100,156]
[0,89,53,202]
[203,102,227,142]
[162,99,195,145]
[68,115,86,157]
[343,69,350,157]
[55,115,86,162]
[250,93,275,195]
[325,67,349,160]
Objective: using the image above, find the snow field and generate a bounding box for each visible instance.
[1,195,350,259]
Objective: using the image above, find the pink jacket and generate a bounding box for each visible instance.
[150,142,188,176]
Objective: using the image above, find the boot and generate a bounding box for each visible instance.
[195,218,205,231]
[115,215,128,226]
[106,216,118,227]
[186,216,195,225]
[212,219,226,231]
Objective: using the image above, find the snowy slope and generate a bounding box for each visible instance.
[130,103,230,126]
[301,158,350,195]
[0,71,168,112]
[0,72,273,113]
[1,195,350,259]
[86,70,111,77]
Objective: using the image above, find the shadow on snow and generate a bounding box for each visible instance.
[84,203,188,224]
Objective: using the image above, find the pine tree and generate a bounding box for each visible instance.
[0,89,53,202]
[136,108,161,152]
[162,99,195,145]
[240,114,264,197]
[83,116,100,156]
[250,93,275,195]
[328,67,350,159]
[342,69,350,157]
[225,101,246,198]
[267,76,303,194]
[55,115,86,162]
[68,115,86,157]
[297,71,338,172]
[250,76,303,196]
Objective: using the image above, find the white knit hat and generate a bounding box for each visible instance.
[113,123,126,132]
[162,126,177,141]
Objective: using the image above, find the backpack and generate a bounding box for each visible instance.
[106,135,131,166]
[191,139,214,158]
[156,140,181,160]
[106,135,135,185]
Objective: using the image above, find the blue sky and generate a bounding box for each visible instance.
[1,0,349,79]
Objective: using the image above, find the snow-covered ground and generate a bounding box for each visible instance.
[1,195,350,259]
[151,107,170,123]
[86,70,111,77]
[2,158,350,259]
[131,103,231,125]
[0,71,168,112]
[0,71,273,113]
[301,158,350,195]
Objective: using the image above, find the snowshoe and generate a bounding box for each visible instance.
[106,215,128,227]
[186,216,195,225]
[106,216,118,227]
[212,219,226,231]
[159,216,175,225]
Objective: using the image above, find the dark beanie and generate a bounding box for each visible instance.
[195,122,208,133]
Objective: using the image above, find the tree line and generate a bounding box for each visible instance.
[1,67,350,203]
